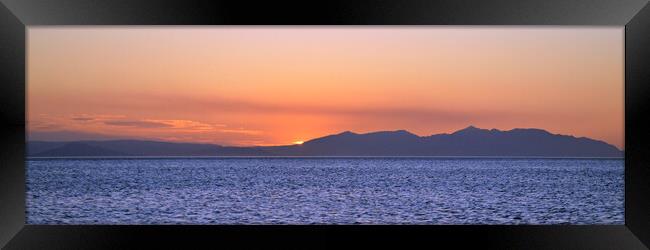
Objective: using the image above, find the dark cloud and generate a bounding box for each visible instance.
[131,95,490,121]
[187,96,520,123]
[28,120,62,130]
[27,130,138,141]
[72,117,95,121]
[104,120,173,128]
[109,94,527,124]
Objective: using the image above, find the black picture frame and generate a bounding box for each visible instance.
[1,0,649,249]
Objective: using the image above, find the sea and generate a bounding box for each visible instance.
[26,157,624,225]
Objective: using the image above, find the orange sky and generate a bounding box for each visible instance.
[27,27,624,149]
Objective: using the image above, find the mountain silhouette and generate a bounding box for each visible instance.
[28,126,623,157]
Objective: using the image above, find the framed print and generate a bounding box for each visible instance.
[1,0,649,249]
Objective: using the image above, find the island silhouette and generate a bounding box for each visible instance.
[28,126,623,157]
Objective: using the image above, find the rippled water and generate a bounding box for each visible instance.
[26,158,624,224]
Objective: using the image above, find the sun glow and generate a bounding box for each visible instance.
[293,141,304,145]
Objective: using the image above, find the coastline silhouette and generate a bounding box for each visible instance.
[28,126,623,157]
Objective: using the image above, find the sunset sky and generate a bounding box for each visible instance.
[27,27,624,149]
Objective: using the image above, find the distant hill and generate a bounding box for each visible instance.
[28,126,623,157]
[31,142,128,157]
